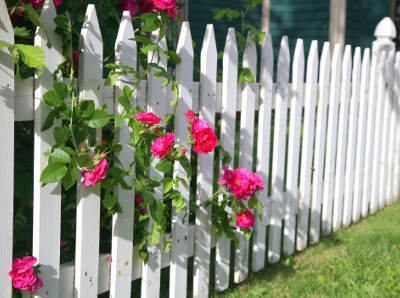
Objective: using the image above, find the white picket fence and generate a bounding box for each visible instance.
[1,0,399,297]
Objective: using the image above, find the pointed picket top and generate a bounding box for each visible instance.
[201,24,217,64]
[292,39,305,84]
[342,45,352,82]
[332,43,343,71]
[306,40,319,80]
[260,34,273,102]
[353,47,362,81]
[374,17,397,39]
[320,42,331,74]
[277,36,290,85]
[224,28,238,60]
[0,0,13,43]
[177,21,194,58]
[243,32,257,73]
[115,11,136,65]
[79,4,103,106]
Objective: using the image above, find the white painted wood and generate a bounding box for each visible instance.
[32,1,63,297]
[75,5,103,298]
[370,51,387,214]
[322,44,342,236]
[252,34,273,272]
[141,28,168,298]
[110,11,136,298]
[342,47,361,227]
[310,42,330,244]
[193,24,217,298]
[235,33,257,284]
[284,39,304,256]
[352,48,371,223]
[215,28,238,291]
[332,45,352,232]
[297,40,319,250]
[0,1,14,297]
[268,36,290,263]
[361,43,379,218]
[379,52,394,208]
[392,52,400,201]
[170,21,193,298]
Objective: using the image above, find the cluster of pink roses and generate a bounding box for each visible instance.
[219,166,264,229]
[185,110,218,154]
[81,153,109,187]
[121,0,180,20]
[9,256,43,293]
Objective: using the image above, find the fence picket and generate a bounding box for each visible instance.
[352,48,371,223]
[141,28,168,298]
[284,39,304,256]
[0,1,14,297]
[297,40,318,250]
[370,51,387,214]
[380,52,395,208]
[170,21,193,298]
[75,5,103,298]
[215,28,238,291]
[110,11,136,298]
[310,42,330,244]
[322,44,342,236]
[252,34,273,272]
[342,47,361,227]
[234,33,257,283]
[193,24,217,298]
[268,36,290,263]
[392,53,400,201]
[32,1,63,297]
[332,45,352,232]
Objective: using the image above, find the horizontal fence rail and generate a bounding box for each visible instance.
[0,0,399,297]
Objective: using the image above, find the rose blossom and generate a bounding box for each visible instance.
[120,0,139,19]
[134,111,161,126]
[153,0,176,10]
[236,209,255,229]
[151,132,175,159]
[81,154,109,187]
[185,110,195,123]
[9,256,43,292]
[135,194,147,214]
[139,0,156,13]
[193,127,217,154]
[219,166,264,200]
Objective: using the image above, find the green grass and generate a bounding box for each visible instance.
[211,200,400,298]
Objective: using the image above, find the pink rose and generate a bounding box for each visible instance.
[193,127,217,154]
[53,0,62,8]
[139,0,156,13]
[72,49,79,73]
[219,166,264,200]
[185,110,195,123]
[167,5,180,20]
[191,117,210,139]
[9,256,43,292]
[23,0,44,9]
[135,194,147,214]
[120,0,139,19]
[151,132,175,159]
[236,209,255,229]
[81,155,109,187]
[153,0,176,10]
[134,111,161,126]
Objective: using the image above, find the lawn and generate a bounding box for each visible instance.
[211,199,400,297]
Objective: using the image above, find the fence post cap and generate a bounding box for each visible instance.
[374,17,396,40]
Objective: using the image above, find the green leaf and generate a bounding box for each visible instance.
[53,82,68,99]
[105,70,123,86]
[138,249,149,263]
[143,190,155,205]
[123,85,133,99]
[85,108,112,128]
[150,198,164,223]
[79,100,95,119]
[103,195,118,210]
[179,156,192,180]
[40,162,67,183]
[155,158,172,173]
[167,50,181,65]
[118,95,131,110]
[14,27,31,38]
[63,166,77,190]
[248,196,258,209]
[244,229,252,241]
[76,154,91,167]
[41,109,59,131]
[163,178,174,194]
[43,90,64,108]
[50,148,71,163]
[130,35,152,44]
[140,43,159,54]
[238,67,255,84]
[53,126,70,144]
[0,40,10,51]
[14,44,46,75]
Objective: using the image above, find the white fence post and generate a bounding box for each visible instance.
[110,11,136,298]
[75,5,103,298]
[215,27,238,291]
[32,1,63,297]
[0,1,14,297]
[284,38,304,256]
[268,36,290,263]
